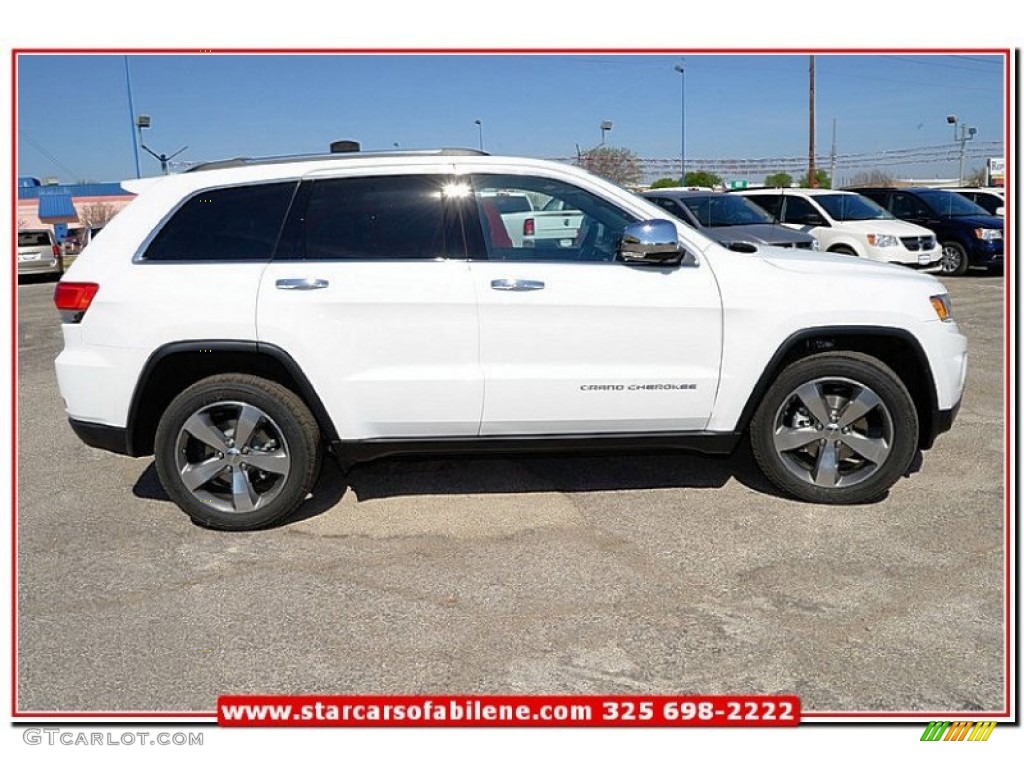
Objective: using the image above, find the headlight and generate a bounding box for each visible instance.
[930,293,953,322]
[974,228,1001,241]
[866,234,899,247]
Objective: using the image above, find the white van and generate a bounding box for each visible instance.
[734,188,942,268]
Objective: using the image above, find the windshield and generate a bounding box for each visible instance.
[815,194,893,221]
[681,194,773,227]
[915,189,989,217]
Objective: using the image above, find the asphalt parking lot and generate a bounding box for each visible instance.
[15,272,1006,714]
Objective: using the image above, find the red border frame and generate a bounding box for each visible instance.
[10,47,1014,722]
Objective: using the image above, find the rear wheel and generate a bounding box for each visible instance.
[750,352,918,504]
[154,374,322,530]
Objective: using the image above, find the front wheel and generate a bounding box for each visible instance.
[939,242,969,276]
[154,374,322,530]
[749,352,919,504]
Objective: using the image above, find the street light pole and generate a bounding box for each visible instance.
[124,56,141,178]
[946,114,977,186]
[474,119,484,151]
[674,63,686,183]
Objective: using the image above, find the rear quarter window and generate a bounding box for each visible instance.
[142,182,297,262]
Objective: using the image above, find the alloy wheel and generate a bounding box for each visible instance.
[173,400,291,515]
[771,376,893,489]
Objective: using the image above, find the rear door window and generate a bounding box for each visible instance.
[298,175,454,261]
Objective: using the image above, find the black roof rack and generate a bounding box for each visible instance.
[186,147,489,174]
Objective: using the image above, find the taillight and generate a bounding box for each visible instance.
[52,244,61,258]
[54,282,99,323]
[523,218,535,237]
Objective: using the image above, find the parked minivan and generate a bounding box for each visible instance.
[732,188,942,269]
[17,229,63,277]
[847,186,1004,276]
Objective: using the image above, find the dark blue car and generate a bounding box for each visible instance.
[847,187,1003,276]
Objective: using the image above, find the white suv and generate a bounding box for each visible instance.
[54,150,967,530]
[734,188,942,268]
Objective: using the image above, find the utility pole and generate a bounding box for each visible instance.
[808,56,817,188]
[829,118,837,188]
[675,63,686,183]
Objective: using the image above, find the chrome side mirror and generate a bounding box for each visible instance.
[618,219,684,265]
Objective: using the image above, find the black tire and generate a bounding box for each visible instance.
[154,374,322,530]
[749,352,918,505]
[828,245,858,257]
[939,241,970,276]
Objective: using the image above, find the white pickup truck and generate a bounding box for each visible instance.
[54,150,967,530]
[483,189,584,248]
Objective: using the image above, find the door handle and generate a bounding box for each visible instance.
[490,279,545,292]
[275,278,329,290]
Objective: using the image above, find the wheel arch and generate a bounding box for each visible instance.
[735,327,940,450]
[826,240,862,257]
[125,341,339,456]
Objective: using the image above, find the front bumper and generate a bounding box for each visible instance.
[966,239,1004,267]
[921,397,962,450]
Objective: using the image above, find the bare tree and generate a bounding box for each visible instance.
[79,202,116,229]
[847,169,896,188]
[576,146,643,188]
[965,167,987,187]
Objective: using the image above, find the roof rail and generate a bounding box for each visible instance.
[186,147,489,173]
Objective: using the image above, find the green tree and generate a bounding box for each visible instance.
[576,146,643,188]
[649,177,681,189]
[798,169,831,189]
[764,172,793,188]
[683,170,722,188]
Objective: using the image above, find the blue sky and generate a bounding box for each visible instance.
[16,53,1006,184]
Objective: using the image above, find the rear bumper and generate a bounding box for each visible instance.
[17,255,62,275]
[68,418,131,456]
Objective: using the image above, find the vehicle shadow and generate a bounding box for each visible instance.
[133,441,922,528]
[17,273,62,285]
[337,439,779,501]
[131,461,350,527]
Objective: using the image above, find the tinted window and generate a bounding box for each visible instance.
[815,193,893,221]
[144,182,296,262]
[649,197,692,223]
[743,194,782,218]
[18,231,52,247]
[914,189,989,217]
[891,193,931,220]
[302,176,449,260]
[781,196,823,225]
[471,174,638,263]
[681,195,773,227]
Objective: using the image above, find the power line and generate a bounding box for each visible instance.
[552,140,1003,181]
[18,130,81,180]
